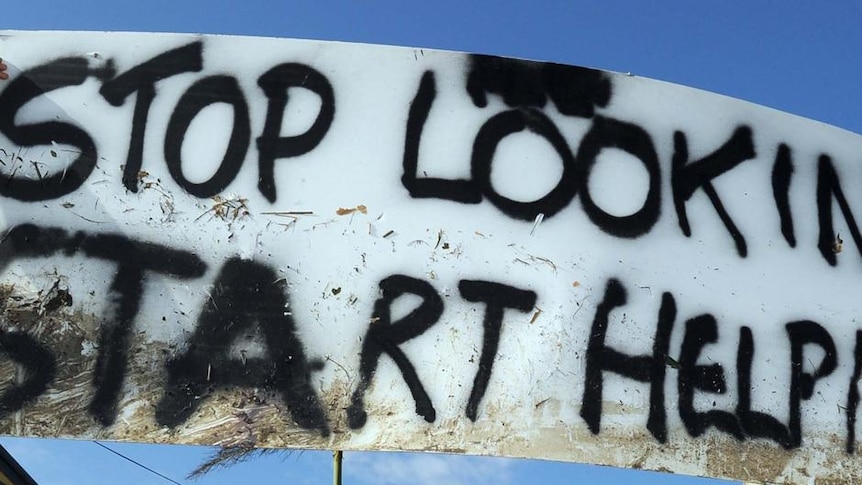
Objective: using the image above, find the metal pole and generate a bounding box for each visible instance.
[333,450,342,485]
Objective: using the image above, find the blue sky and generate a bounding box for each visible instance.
[1,1,861,484]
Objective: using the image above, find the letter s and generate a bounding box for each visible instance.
[0,57,99,200]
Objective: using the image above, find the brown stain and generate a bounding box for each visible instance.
[817,478,850,485]
[704,438,793,482]
[0,283,100,438]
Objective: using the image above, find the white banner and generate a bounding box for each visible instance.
[0,31,860,484]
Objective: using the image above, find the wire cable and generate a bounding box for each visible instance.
[92,441,183,485]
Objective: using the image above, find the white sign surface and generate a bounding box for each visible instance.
[0,31,861,484]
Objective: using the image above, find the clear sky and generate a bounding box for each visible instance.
[1,1,861,484]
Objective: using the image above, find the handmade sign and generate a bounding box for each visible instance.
[0,30,860,484]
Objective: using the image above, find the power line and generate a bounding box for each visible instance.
[92,441,183,485]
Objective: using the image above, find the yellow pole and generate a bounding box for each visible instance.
[333,450,343,485]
